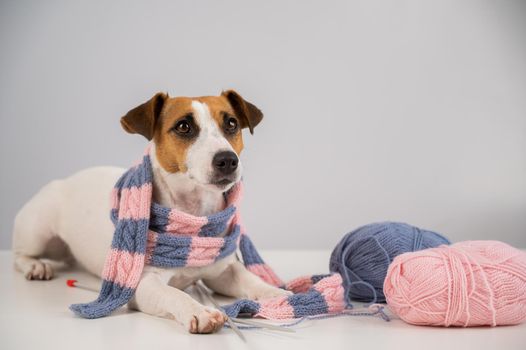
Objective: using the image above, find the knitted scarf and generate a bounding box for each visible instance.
[70,148,351,320]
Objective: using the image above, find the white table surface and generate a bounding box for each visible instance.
[1,250,525,350]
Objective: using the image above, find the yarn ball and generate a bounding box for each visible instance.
[384,240,526,327]
[329,222,450,303]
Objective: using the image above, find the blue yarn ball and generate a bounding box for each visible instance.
[329,222,450,304]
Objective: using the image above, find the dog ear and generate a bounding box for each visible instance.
[120,92,169,140]
[222,90,263,134]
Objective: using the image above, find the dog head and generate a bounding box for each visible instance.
[120,90,263,192]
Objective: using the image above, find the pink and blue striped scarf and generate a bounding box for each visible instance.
[70,149,349,320]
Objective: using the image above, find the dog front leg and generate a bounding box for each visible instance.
[129,272,227,333]
[203,261,292,300]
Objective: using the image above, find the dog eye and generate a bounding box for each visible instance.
[173,120,191,134]
[224,117,238,134]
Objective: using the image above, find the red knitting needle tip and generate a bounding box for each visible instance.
[66,279,77,287]
[66,279,98,292]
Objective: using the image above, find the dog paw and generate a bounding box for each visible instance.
[23,260,54,280]
[188,308,227,334]
[248,286,293,301]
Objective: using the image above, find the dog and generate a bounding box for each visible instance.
[12,90,290,333]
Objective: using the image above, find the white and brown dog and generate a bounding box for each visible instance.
[12,90,289,333]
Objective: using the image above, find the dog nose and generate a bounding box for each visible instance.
[212,151,238,175]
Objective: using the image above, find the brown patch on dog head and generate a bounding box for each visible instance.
[153,97,197,173]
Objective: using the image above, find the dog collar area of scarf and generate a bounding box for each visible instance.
[70,147,387,323]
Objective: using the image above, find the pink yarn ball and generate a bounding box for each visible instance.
[384,240,526,327]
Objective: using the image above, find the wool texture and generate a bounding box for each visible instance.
[329,222,451,303]
[223,273,348,319]
[384,240,526,327]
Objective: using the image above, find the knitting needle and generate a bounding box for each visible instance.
[194,282,295,334]
[66,279,99,292]
[231,317,295,333]
[194,282,246,342]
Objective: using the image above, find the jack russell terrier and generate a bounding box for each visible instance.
[12,90,290,333]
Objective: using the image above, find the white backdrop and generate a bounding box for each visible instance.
[1,0,525,250]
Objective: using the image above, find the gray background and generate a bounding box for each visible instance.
[1,0,525,250]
